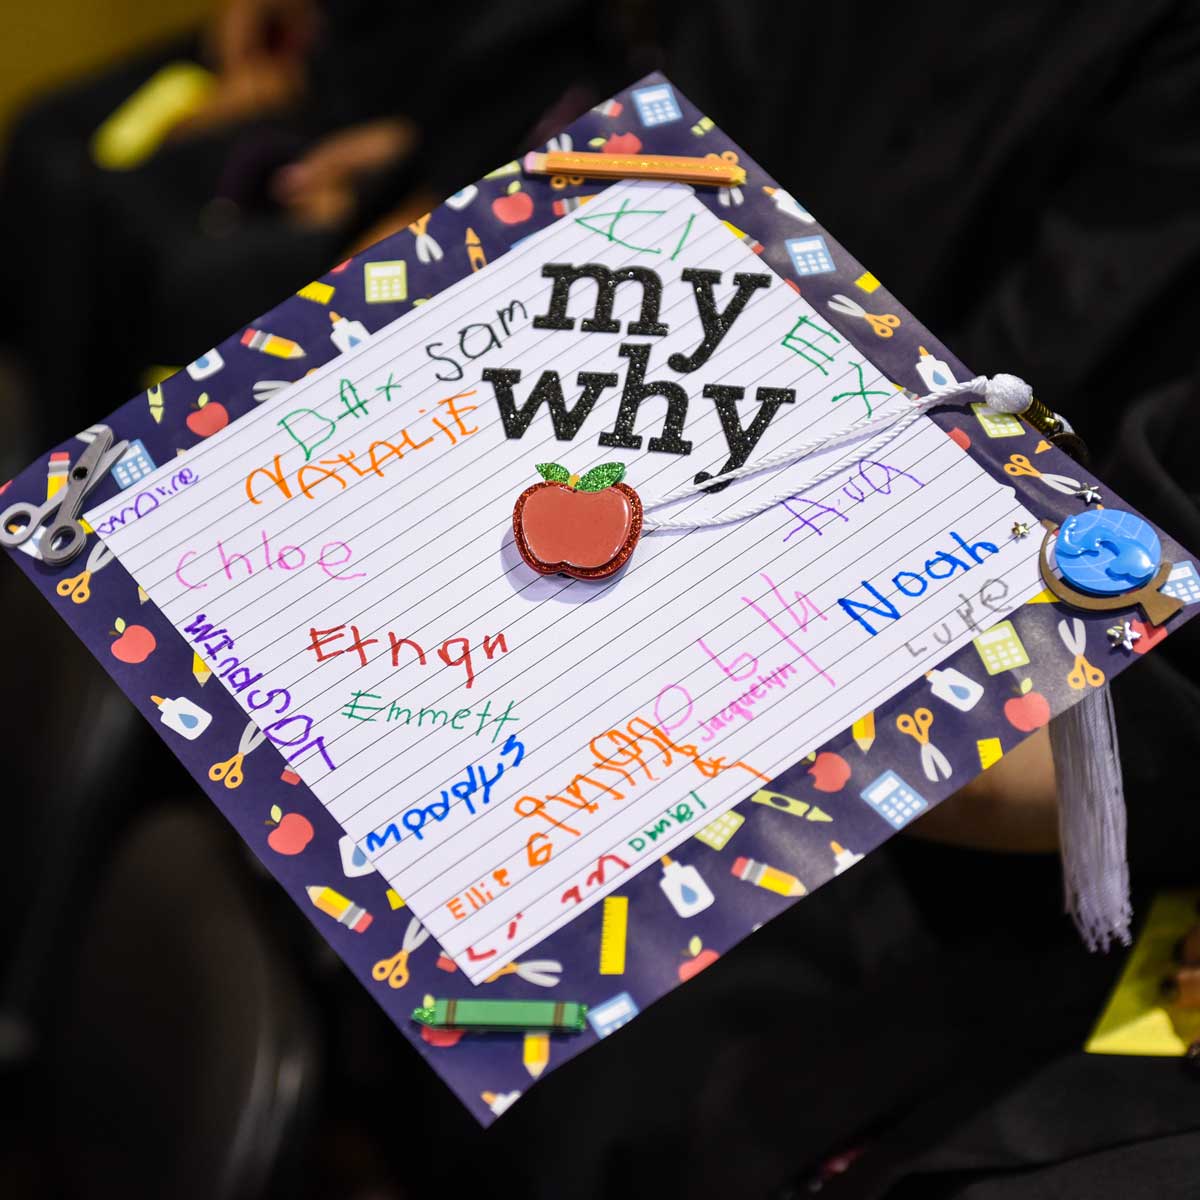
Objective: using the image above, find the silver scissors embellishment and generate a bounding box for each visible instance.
[0,426,128,566]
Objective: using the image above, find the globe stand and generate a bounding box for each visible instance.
[1038,520,1183,626]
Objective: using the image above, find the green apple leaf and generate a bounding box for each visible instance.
[576,462,626,492]
[536,462,570,483]
[270,804,282,823]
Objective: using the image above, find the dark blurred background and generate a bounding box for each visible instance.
[2,3,1199,1198]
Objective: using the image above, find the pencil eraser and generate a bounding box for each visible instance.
[522,151,542,173]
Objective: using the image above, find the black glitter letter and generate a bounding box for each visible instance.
[483,367,618,440]
[598,344,693,455]
[693,385,796,491]
[531,264,668,336]
[668,269,771,373]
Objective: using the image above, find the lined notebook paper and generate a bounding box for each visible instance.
[87,180,1043,980]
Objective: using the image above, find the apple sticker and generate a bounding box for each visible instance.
[110,616,156,663]
[265,805,314,855]
[1003,677,1050,732]
[678,935,719,982]
[491,180,534,226]
[186,393,229,438]
[513,462,642,581]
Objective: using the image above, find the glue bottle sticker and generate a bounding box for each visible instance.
[152,694,212,740]
[658,855,715,917]
[329,311,370,354]
[915,346,957,392]
[926,668,984,713]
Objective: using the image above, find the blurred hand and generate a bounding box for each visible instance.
[210,0,319,75]
[271,118,418,228]
[166,0,317,137]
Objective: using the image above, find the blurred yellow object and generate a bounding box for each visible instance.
[1087,890,1200,1056]
[90,61,215,170]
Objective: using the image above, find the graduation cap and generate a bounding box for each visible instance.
[4,74,1196,1125]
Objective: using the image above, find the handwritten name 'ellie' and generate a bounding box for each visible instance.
[484,264,789,489]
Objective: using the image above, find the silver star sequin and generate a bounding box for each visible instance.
[1075,484,1102,504]
[1106,621,1141,651]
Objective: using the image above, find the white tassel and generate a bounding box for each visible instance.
[1049,685,1131,951]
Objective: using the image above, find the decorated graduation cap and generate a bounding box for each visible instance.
[4,74,1197,1125]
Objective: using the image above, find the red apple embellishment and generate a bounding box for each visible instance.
[110,616,156,663]
[186,393,228,438]
[1004,677,1050,732]
[808,750,850,793]
[418,993,465,1046]
[514,462,642,581]
[265,805,314,855]
[590,132,642,155]
[492,181,534,225]
[679,935,719,981]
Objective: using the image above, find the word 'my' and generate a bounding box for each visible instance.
[838,531,1000,636]
[309,625,508,689]
[484,264,793,488]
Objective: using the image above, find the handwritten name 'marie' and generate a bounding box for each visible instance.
[483,264,794,490]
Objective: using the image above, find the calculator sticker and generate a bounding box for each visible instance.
[970,401,1024,438]
[111,439,157,489]
[587,991,640,1038]
[973,620,1031,675]
[693,810,744,851]
[785,235,836,277]
[860,770,927,829]
[1162,561,1200,606]
[363,260,408,304]
[631,83,683,128]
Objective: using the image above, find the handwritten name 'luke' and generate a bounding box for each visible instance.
[483,264,792,489]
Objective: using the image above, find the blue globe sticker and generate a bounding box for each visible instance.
[1055,509,1162,597]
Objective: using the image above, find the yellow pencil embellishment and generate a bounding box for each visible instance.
[852,711,876,752]
[523,1031,550,1078]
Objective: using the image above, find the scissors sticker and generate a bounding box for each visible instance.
[1004,454,1085,496]
[208,719,268,789]
[55,540,114,604]
[1057,617,1106,689]
[407,213,443,264]
[484,959,564,987]
[896,707,953,783]
[827,294,901,339]
[372,917,431,989]
[0,426,128,566]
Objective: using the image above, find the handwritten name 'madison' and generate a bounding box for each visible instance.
[184,613,336,771]
[484,264,795,490]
